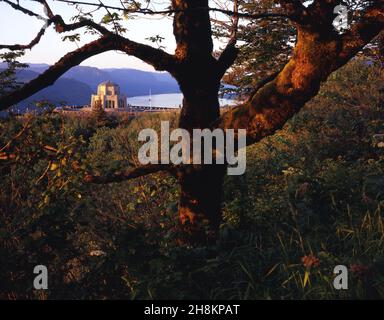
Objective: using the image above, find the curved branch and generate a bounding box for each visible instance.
[0,0,288,57]
[217,43,239,78]
[0,26,48,50]
[0,15,110,51]
[117,36,177,73]
[216,4,384,146]
[0,33,177,110]
[0,35,116,110]
[0,0,111,51]
[339,3,384,61]
[50,15,111,34]
[1,0,42,18]
[84,164,175,184]
[53,0,288,20]
[29,0,111,35]
[216,0,240,77]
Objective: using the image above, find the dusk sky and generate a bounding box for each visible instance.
[0,0,177,71]
[0,0,230,71]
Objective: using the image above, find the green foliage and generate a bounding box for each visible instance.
[0,59,384,299]
[145,35,166,50]
[62,34,81,43]
[91,101,110,127]
[0,51,28,95]
[100,12,127,34]
[216,0,295,96]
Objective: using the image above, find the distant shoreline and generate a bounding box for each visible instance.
[127,93,236,108]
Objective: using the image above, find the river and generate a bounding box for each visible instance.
[127,93,236,108]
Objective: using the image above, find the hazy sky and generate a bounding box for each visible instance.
[0,0,180,71]
[0,0,231,71]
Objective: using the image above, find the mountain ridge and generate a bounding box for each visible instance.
[0,63,181,110]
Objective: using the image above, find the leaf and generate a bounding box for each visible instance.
[50,162,59,171]
[62,33,80,42]
[303,271,310,288]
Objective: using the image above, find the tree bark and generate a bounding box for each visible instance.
[177,163,226,241]
[175,70,225,241]
[171,0,228,240]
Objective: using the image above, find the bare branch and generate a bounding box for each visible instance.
[217,0,240,77]
[0,36,114,110]
[0,26,48,50]
[1,0,42,18]
[50,15,111,34]
[117,35,177,72]
[0,14,109,51]
[230,0,239,43]
[210,7,286,20]
[217,43,239,78]
[34,0,111,35]
[96,0,120,35]
[0,0,289,54]
[84,164,175,184]
[52,0,288,20]
[0,0,112,51]
[0,1,178,110]
[0,32,177,110]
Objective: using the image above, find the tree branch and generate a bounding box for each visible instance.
[0,33,176,110]
[0,26,48,50]
[217,43,239,77]
[116,35,177,73]
[0,14,110,51]
[0,0,289,55]
[217,0,240,77]
[0,0,112,51]
[216,3,384,146]
[1,0,42,18]
[53,0,288,20]
[33,0,112,35]
[339,3,384,62]
[84,164,175,184]
[276,0,309,24]
[0,36,115,110]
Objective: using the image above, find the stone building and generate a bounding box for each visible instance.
[91,81,127,109]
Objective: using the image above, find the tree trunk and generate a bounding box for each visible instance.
[170,0,228,241]
[175,74,225,241]
[177,164,226,241]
